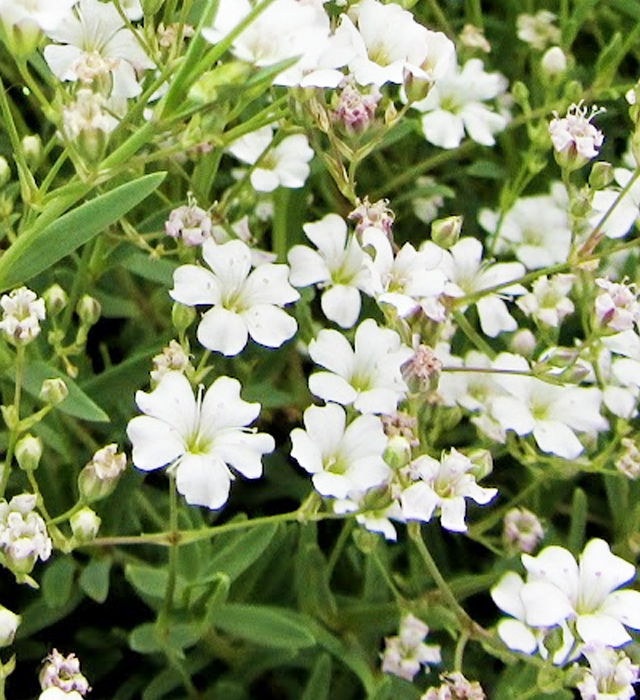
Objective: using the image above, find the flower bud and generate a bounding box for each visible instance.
[467,448,493,480]
[0,157,10,188]
[172,302,196,333]
[15,434,42,471]
[0,606,19,647]
[431,215,463,249]
[616,437,640,479]
[510,329,536,357]
[0,286,46,345]
[22,135,42,170]
[70,508,101,543]
[42,285,68,316]
[503,507,544,553]
[403,65,432,104]
[589,161,613,190]
[78,444,126,502]
[40,378,69,405]
[76,295,101,327]
[541,46,567,77]
[383,435,412,471]
[401,344,442,393]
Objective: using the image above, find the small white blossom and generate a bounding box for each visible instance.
[170,238,299,356]
[308,319,412,414]
[503,507,544,554]
[127,372,275,510]
[595,278,640,332]
[0,286,46,345]
[381,614,441,682]
[290,403,390,499]
[44,0,154,99]
[516,11,561,50]
[228,126,314,193]
[413,59,509,149]
[400,448,497,532]
[516,274,576,327]
[150,340,191,383]
[577,645,640,700]
[0,494,52,575]
[288,213,378,328]
[165,197,212,247]
[0,0,78,32]
[548,102,604,169]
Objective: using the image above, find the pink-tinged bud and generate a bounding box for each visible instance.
[548,101,605,171]
[165,195,212,247]
[503,507,544,553]
[332,83,380,136]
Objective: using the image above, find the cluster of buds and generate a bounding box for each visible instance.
[422,672,485,700]
[164,195,213,247]
[348,196,394,239]
[503,507,544,553]
[0,494,51,579]
[40,649,90,697]
[331,81,381,136]
[61,89,118,162]
[594,278,640,333]
[0,287,46,345]
[150,340,191,384]
[381,614,441,682]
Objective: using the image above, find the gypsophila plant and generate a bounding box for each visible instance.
[1,1,640,699]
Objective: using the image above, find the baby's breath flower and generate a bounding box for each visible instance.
[61,88,118,161]
[422,672,486,700]
[549,102,604,170]
[0,494,52,576]
[0,286,45,345]
[577,644,639,700]
[40,649,90,696]
[381,614,441,682]
[349,196,394,239]
[503,507,544,553]
[516,274,576,327]
[164,196,212,247]
[78,443,126,502]
[516,11,561,50]
[595,278,640,332]
[460,25,491,53]
[615,437,640,479]
[150,340,190,384]
[332,82,381,136]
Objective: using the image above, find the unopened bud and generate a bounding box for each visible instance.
[0,605,19,647]
[467,448,493,480]
[510,329,536,357]
[15,434,42,471]
[42,285,68,316]
[78,444,126,502]
[503,507,544,553]
[40,378,69,405]
[403,65,432,104]
[431,215,463,248]
[172,302,196,333]
[22,135,42,170]
[589,161,613,190]
[401,344,442,393]
[70,508,101,543]
[76,296,101,326]
[383,435,412,471]
[0,157,10,188]
[616,437,640,479]
[541,46,567,77]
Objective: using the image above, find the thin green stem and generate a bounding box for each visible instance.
[0,345,25,499]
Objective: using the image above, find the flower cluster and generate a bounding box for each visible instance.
[0,494,52,577]
[0,286,46,345]
[40,649,90,696]
[381,614,441,682]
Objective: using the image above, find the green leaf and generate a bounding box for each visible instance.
[129,621,202,654]
[200,522,281,583]
[301,653,332,700]
[79,557,112,603]
[0,172,165,292]
[42,556,77,609]
[9,360,110,423]
[212,604,316,649]
[125,564,188,604]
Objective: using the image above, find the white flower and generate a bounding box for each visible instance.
[400,448,497,532]
[594,278,640,331]
[516,274,576,327]
[0,494,52,575]
[342,0,455,87]
[591,168,640,239]
[43,0,154,99]
[290,403,389,499]
[479,183,572,269]
[437,237,526,337]
[202,0,334,87]
[516,11,561,50]
[170,238,299,356]
[165,198,212,247]
[413,59,509,149]
[489,353,608,459]
[0,0,77,32]
[520,539,640,647]
[577,644,639,700]
[120,0,143,21]
[228,126,314,193]
[308,319,412,414]
[127,372,275,510]
[40,649,89,696]
[362,227,446,318]
[0,286,46,345]
[503,508,544,554]
[381,614,441,682]
[288,213,378,328]
[596,347,640,419]
[548,102,604,169]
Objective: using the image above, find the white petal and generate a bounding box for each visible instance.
[533,421,583,459]
[243,304,298,348]
[134,372,197,435]
[321,285,361,328]
[602,590,640,630]
[200,376,259,432]
[308,329,354,376]
[520,581,574,627]
[491,572,527,619]
[496,618,538,654]
[440,497,467,532]
[170,265,221,306]
[421,110,465,149]
[308,371,358,405]
[176,454,232,510]
[215,431,274,479]
[197,307,248,356]
[576,613,631,647]
[127,416,185,471]
[288,246,330,287]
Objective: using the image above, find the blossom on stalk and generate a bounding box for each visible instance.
[290,403,389,499]
[127,372,275,510]
[400,448,497,532]
[548,102,604,170]
[60,88,118,160]
[43,0,154,99]
[412,59,509,149]
[170,238,299,356]
[308,319,412,414]
[516,274,576,327]
[489,353,608,459]
[165,197,212,247]
[381,614,441,682]
[288,213,378,328]
[577,644,639,700]
[228,126,314,193]
[0,494,52,576]
[594,278,640,332]
[0,286,46,345]
[437,237,526,337]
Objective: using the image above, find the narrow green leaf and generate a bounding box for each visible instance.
[129,622,202,654]
[0,172,165,292]
[9,360,110,423]
[42,556,77,609]
[568,488,588,555]
[301,653,332,700]
[125,564,188,603]
[213,604,316,649]
[79,558,112,603]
